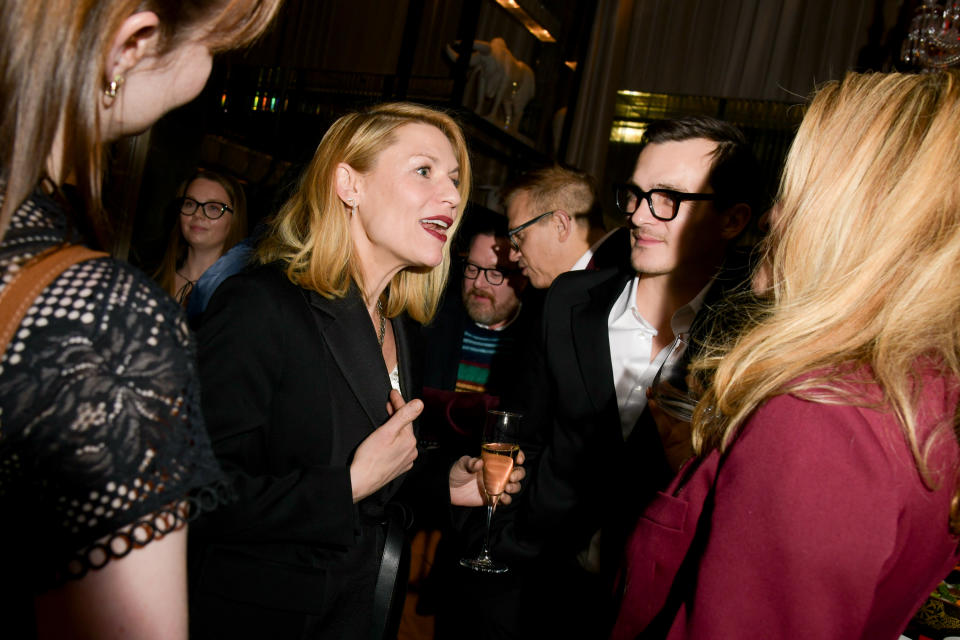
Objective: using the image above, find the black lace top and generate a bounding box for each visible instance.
[0,188,226,599]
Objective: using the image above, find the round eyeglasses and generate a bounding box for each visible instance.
[179,196,233,220]
[463,261,511,285]
[613,183,717,222]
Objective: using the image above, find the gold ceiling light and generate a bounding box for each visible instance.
[494,0,557,42]
[609,121,647,144]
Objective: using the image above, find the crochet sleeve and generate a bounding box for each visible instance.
[0,258,228,590]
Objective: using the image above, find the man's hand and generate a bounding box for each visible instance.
[448,450,526,507]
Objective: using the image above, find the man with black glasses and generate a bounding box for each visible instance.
[415,213,538,635]
[422,217,530,399]
[504,165,630,289]
[483,116,763,640]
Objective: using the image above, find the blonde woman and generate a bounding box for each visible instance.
[0,0,281,638]
[614,70,960,639]
[190,102,524,639]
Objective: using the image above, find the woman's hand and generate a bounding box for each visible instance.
[448,450,526,507]
[350,390,422,502]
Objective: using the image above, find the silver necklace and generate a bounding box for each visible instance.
[376,298,386,347]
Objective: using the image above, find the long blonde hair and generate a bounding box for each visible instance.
[693,71,960,522]
[257,102,471,324]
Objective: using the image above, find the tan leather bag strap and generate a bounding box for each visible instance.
[0,245,109,355]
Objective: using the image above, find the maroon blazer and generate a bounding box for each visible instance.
[614,370,960,640]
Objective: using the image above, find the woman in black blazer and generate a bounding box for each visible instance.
[189,103,521,638]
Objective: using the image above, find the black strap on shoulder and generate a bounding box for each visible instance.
[370,503,411,640]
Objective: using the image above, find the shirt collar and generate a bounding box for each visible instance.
[608,275,713,336]
[671,278,711,336]
[571,228,618,272]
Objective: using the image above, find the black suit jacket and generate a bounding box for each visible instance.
[494,250,752,577]
[493,268,671,566]
[189,264,433,639]
[588,225,632,272]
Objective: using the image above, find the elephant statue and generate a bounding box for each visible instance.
[446,37,535,131]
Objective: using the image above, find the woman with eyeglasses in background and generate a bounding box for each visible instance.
[155,168,248,307]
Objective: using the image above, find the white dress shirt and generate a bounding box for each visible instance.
[607,276,709,439]
[578,276,711,574]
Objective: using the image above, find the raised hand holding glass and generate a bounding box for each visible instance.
[459,410,522,574]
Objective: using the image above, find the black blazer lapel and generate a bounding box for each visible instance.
[304,289,391,430]
[571,269,634,414]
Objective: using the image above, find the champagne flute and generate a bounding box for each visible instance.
[459,409,521,574]
[649,334,697,422]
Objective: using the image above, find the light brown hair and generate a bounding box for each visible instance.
[0,0,281,243]
[502,165,602,229]
[154,168,248,298]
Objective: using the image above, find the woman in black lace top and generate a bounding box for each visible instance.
[0,1,281,638]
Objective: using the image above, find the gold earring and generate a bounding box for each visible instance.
[104,75,125,99]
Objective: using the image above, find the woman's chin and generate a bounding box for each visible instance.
[406,249,444,270]
[400,260,442,275]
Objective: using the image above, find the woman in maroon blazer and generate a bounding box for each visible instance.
[614,70,960,639]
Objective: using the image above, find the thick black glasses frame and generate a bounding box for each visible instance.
[614,183,717,221]
[179,196,233,220]
[463,261,512,285]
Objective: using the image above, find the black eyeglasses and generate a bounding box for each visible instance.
[179,196,233,220]
[613,183,717,222]
[463,261,513,285]
[507,210,555,250]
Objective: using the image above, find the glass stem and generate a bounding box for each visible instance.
[480,500,496,558]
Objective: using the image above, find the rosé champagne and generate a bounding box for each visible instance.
[460,410,522,574]
[481,442,520,499]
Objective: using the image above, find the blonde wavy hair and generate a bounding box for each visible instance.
[692,70,960,527]
[256,102,471,324]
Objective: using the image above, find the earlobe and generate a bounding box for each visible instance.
[335,163,360,206]
[105,12,160,84]
[554,209,571,242]
[720,203,751,240]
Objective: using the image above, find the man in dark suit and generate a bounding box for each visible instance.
[503,165,631,289]
[486,116,764,639]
